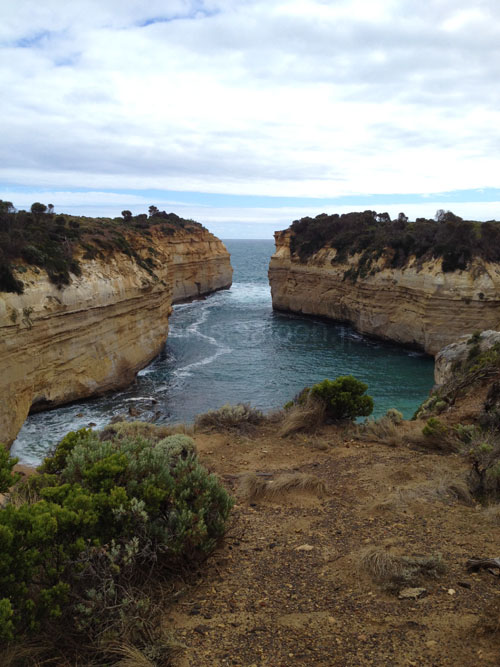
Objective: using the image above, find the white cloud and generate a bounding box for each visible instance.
[0,0,500,203]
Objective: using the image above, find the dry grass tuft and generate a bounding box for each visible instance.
[376,476,474,512]
[271,473,327,497]
[237,473,269,501]
[106,632,185,667]
[112,643,156,667]
[195,403,264,433]
[100,420,193,443]
[237,472,327,502]
[356,415,403,447]
[439,479,475,506]
[483,503,500,524]
[280,400,326,437]
[360,547,446,590]
[0,641,52,667]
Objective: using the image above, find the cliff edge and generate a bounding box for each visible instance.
[0,210,232,445]
[269,211,500,356]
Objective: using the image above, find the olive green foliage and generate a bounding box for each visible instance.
[0,427,232,647]
[0,449,19,494]
[308,376,374,421]
[288,209,500,274]
[0,200,206,293]
[422,417,449,439]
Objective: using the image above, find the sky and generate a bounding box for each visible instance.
[1,0,500,238]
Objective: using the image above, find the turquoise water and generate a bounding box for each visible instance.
[12,239,434,465]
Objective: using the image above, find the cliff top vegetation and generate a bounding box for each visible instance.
[287,209,500,274]
[0,201,207,294]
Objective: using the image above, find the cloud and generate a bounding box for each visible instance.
[0,0,499,215]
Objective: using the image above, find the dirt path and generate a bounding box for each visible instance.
[166,427,500,666]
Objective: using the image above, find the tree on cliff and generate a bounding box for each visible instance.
[121,210,132,222]
[148,205,159,217]
[30,202,47,217]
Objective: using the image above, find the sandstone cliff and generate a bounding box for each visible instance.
[0,226,232,446]
[269,229,500,356]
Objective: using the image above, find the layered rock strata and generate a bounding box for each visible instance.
[269,229,500,357]
[0,227,232,445]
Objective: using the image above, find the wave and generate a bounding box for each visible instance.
[171,297,232,378]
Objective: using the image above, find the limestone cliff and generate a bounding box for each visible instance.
[434,330,500,387]
[0,226,232,446]
[269,229,500,356]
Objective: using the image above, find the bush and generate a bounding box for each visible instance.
[466,431,500,501]
[0,201,206,293]
[422,417,448,439]
[309,376,374,421]
[287,210,498,273]
[0,426,232,652]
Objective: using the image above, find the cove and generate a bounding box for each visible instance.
[12,239,434,465]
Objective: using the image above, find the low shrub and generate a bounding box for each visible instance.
[309,376,374,421]
[422,417,448,439]
[466,431,500,502]
[195,403,264,432]
[0,425,232,660]
[410,417,462,453]
[385,408,403,424]
[280,376,373,436]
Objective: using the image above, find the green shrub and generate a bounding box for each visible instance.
[0,448,19,494]
[466,432,500,501]
[417,417,461,452]
[422,417,448,438]
[287,210,499,272]
[0,426,232,648]
[308,376,374,421]
[385,408,403,424]
[0,200,206,293]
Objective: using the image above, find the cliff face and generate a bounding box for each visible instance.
[434,330,500,386]
[269,230,500,356]
[0,227,232,446]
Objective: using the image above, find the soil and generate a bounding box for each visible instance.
[166,423,500,666]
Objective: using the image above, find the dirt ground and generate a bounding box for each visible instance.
[165,423,500,667]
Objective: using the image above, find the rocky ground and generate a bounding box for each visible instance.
[164,422,500,667]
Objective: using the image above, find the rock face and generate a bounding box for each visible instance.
[0,227,232,446]
[269,229,500,356]
[434,330,500,386]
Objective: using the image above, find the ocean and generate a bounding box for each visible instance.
[12,239,434,465]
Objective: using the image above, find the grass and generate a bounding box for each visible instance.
[360,547,447,591]
[279,399,326,437]
[376,475,474,512]
[237,472,327,502]
[356,414,403,447]
[195,403,265,433]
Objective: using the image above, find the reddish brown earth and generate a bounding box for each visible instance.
[166,423,500,667]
